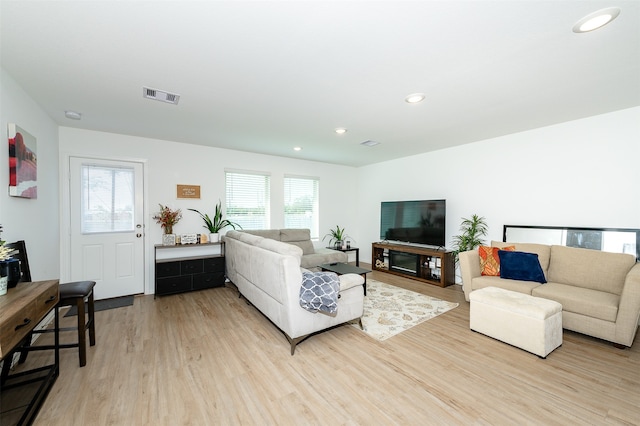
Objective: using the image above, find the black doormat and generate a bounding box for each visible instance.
[64,295,134,317]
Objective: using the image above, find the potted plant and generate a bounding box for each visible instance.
[323,225,351,249]
[451,214,488,267]
[153,204,182,245]
[189,200,241,243]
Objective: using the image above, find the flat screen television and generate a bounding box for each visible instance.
[380,199,446,247]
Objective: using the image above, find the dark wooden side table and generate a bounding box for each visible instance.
[326,246,360,266]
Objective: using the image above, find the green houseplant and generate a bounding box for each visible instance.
[323,225,351,249]
[189,200,241,243]
[451,214,488,266]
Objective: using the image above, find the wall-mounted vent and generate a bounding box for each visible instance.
[360,140,380,147]
[143,87,180,105]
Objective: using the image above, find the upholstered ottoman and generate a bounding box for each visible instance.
[470,286,562,358]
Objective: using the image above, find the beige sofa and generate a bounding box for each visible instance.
[223,230,365,354]
[460,241,640,347]
[241,228,347,269]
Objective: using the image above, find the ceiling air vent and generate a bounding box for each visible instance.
[142,87,180,105]
[360,140,380,147]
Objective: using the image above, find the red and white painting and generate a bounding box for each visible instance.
[8,123,37,199]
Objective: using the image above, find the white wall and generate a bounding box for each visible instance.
[59,127,360,293]
[0,68,60,281]
[4,61,638,291]
[356,107,640,271]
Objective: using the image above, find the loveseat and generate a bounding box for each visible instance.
[241,228,347,269]
[460,241,640,347]
[223,230,365,354]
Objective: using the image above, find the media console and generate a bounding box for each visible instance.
[371,242,454,287]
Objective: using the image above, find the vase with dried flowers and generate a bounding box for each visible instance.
[153,204,182,245]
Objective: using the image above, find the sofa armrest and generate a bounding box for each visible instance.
[338,273,365,292]
[460,249,481,302]
[615,262,640,346]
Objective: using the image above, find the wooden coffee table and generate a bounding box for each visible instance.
[320,262,371,296]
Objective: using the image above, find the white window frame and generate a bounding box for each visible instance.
[284,175,319,239]
[225,170,271,230]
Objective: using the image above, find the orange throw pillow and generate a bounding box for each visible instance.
[478,245,515,276]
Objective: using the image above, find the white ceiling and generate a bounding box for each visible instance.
[1,1,639,167]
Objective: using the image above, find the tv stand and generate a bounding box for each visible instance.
[371,242,454,287]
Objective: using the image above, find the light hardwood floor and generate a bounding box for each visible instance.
[8,267,640,425]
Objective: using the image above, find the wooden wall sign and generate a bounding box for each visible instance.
[177,184,200,199]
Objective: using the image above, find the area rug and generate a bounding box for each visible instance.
[64,295,134,317]
[350,279,458,341]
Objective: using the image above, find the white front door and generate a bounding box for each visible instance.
[69,157,145,300]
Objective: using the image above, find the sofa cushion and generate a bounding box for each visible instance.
[243,229,315,254]
[233,231,263,245]
[243,229,281,241]
[499,251,547,283]
[300,248,347,269]
[280,228,311,242]
[532,282,620,322]
[471,275,541,295]
[479,245,515,276]
[547,245,635,295]
[288,240,315,255]
[257,237,303,258]
[492,241,551,278]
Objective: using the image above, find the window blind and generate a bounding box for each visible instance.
[284,175,319,239]
[225,171,271,230]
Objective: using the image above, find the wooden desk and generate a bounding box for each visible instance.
[0,280,60,426]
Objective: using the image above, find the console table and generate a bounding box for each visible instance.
[154,243,225,297]
[0,279,60,426]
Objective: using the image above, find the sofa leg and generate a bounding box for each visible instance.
[358,318,363,330]
[286,334,308,355]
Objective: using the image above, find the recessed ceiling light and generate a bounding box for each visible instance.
[335,128,347,135]
[573,7,620,33]
[293,147,302,151]
[405,93,425,104]
[64,110,82,120]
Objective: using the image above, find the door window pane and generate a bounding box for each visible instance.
[81,164,135,233]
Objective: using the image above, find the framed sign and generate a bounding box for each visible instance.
[180,234,198,244]
[177,184,200,199]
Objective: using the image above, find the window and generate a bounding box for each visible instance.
[80,164,135,233]
[284,175,319,239]
[225,170,270,229]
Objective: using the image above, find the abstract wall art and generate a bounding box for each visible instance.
[8,123,37,198]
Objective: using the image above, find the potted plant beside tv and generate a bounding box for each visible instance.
[189,200,241,243]
[451,214,488,267]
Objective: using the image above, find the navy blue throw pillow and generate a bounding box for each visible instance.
[498,250,547,283]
